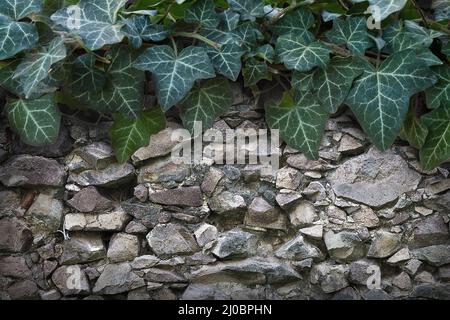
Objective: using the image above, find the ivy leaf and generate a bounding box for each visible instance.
[68,54,106,94]
[6,94,60,146]
[218,9,240,31]
[345,50,436,151]
[51,0,126,51]
[242,58,270,87]
[0,60,21,95]
[179,78,232,134]
[388,21,443,52]
[325,16,371,55]
[269,8,315,37]
[228,0,264,21]
[0,0,42,20]
[292,70,316,93]
[368,0,407,22]
[266,92,328,159]
[255,44,275,63]
[432,0,450,21]
[312,57,365,113]
[276,32,331,72]
[123,15,171,49]
[399,107,428,149]
[206,43,244,81]
[426,65,450,109]
[231,22,262,51]
[134,45,215,110]
[420,104,450,170]
[0,16,39,60]
[185,0,219,28]
[110,108,166,163]
[13,37,67,99]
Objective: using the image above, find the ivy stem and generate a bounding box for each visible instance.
[410,0,429,27]
[425,19,450,36]
[170,36,178,55]
[269,0,312,24]
[173,32,221,49]
[76,39,111,64]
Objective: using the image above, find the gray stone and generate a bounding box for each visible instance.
[338,134,364,154]
[40,289,62,300]
[0,190,22,215]
[412,245,450,266]
[310,262,349,293]
[329,148,421,207]
[25,194,63,243]
[209,191,246,214]
[275,190,302,209]
[137,156,190,184]
[276,167,302,190]
[0,256,32,279]
[121,198,161,221]
[0,155,66,187]
[132,126,181,164]
[367,231,402,258]
[392,272,412,291]
[52,265,90,296]
[438,265,450,281]
[424,190,450,211]
[93,262,145,295]
[133,184,148,202]
[348,260,379,285]
[201,167,224,196]
[275,233,324,261]
[412,284,450,299]
[149,187,203,207]
[245,197,287,230]
[404,258,422,275]
[411,215,449,248]
[59,233,106,265]
[326,205,347,225]
[324,230,365,262]
[194,223,218,247]
[386,248,411,265]
[302,182,327,202]
[74,142,115,169]
[288,201,318,226]
[131,255,160,269]
[211,228,257,259]
[142,268,186,283]
[299,225,323,240]
[181,282,266,300]
[223,165,241,181]
[107,233,140,262]
[146,223,198,257]
[125,220,148,234]
[67,187,114,213]
[287,154,333,171]
[7,279,39,300]
[68,163,135,188]
[0,218,33,253]
[351,206,379,228]
[64,207,131,231]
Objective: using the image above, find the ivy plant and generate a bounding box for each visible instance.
[1,0,450,170]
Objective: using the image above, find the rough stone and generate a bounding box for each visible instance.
[326,205,347,225]
[337,134,364,154]
[93,262,145,295]
[64,207,131,231]
[245,197,287,230]
[287,154,332,171]
[310,262,349,293]
[201,167,224,196]
[149,187,203,207]
[329,148,421,207]
[324,230,365,261]
[0,190,22,215]
[194,223,218,247]
[125,220,148,234]
[146,223,198,257]
[276,167,302,190]
[67,187,114,213]
[25,194,63,243]
[7,279,39,300]
[75,142,115,169]
[348,260,379,285]
[404,258,422,275]
[137,156,190,184]
[275,233,324,261]
[392,272,412,291]
[107,233,140,263]
[208,191,246,214]
[143,268,186,283]
[0,155,66,187]
[211,228,257,259]
[386,248,411,265]
[0,256,32,279]
[367,231,402,258]
[181,282,266,300]
[68,163,135,188]
[288,201,317,226]
[275,190,302,209]
[132,126,181,164]
[0,218,33,253]
[351,206,379,228]
[133,184,148,202]
[299,225,323,240]
[131,255,160,270]
[59,233,106,265]
[52,265,90,296]
[412,245,450,266]
[411,214,449,248]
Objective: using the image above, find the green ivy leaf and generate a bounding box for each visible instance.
[0,60,21,95]
[255,44,275,63]
[269,8,315,37]
[13,37,67,99]
[325,16,371,55]
[110,108,166,163]
[399,107,428,149]
[426,65,450,109]
[242,58,270,87]
[276,32,331,72]
[0,0,42,20]
[51,0,126,50]
[68,54,106,94]
[312,57,365,113]
[134,45,215,110]
[231,22,262,51]
[0,16,39,60]
[420,104,450,170]
[228,0,264,21]
[180,78,232,134]
[6,94,60,146]
[206,43,244,81]
[359,0,408,22]
[432,0,450,21]
[345,49,436,151]
[266,92,328,159]
[185,0,219,28]
[218,9,240,31]
[123,15,171,49]
[385,21,443,52]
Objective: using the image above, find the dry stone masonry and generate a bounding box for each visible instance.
[0,89,450,300]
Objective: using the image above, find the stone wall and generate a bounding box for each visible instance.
[1,90,450,300]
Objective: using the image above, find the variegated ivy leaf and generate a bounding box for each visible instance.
[72,46,145,118]
[276,32,331,72]
[415,48,442,67]
[51,0,126,51]
[218,9,240,31]
[228,0,264,21]
[6,94,60,146]
[68,54,106,94]
[385,21,443,52]
[432,0,450,21]
[269,8,315,38]
[266,92,328,159]
[110,108,166,163]
[420,104,450,170]
[312,57,366,113]
[206,43,244,81]
[443,43,450,56]
[242,58,270,87]
[201,27,236,45]
[364,0,408,22]
[291,70,316,93]
[185,0,219,28]
[231,22,263,51]
[179,78,232,134]
[399,107,428,149]
[0,0,42,20]
[0,16,39,60]
[123,15,171,49]
[0,60,21,95]
[426,65,450,109]
[345,50,436,151]
[255,44,275,63]
[325,16,371,56]
[134,45,215,110]
[13,37,67,99]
